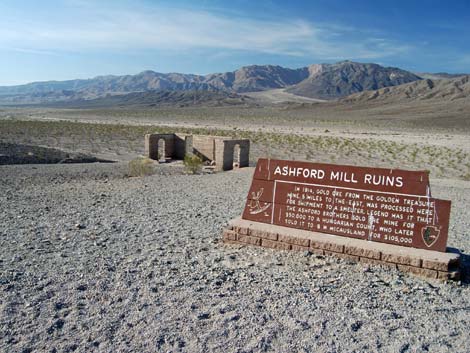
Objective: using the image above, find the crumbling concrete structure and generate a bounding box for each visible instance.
[145,133,250,171]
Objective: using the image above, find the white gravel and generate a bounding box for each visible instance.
[1,163,469,353]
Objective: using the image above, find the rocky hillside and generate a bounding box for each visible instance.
[205,65,309,92]
[43,90,254,108]
[0,61,424,103]
[341,75,470,103]
[286,61,422,99]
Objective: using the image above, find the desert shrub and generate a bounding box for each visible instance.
[128,157,154,177]
[184,154,203,174]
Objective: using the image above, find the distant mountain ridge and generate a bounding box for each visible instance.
[0,71,215,99]
[0,65,310,99]
[0,61,449,103]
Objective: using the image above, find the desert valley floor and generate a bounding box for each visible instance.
[1,106,470,353]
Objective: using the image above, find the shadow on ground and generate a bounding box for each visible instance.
[0,142,114,165]
[459,251,470,285]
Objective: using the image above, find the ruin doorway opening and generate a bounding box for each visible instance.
[158,139,166,163]
[233,144,240,168]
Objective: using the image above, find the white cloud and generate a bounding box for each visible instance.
[0,2,411,61]
[1,46,61,56]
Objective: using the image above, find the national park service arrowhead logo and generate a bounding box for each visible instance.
[248,188,271,215]
[421,225,440,248]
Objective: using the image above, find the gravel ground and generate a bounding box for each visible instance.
[1,162,469,353]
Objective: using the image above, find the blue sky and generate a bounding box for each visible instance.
[0,0,469,85]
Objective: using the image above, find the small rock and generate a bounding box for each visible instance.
[47,319,65,334]
[76,284,87,291]
[351,321,363,332]
[197,312,210,320]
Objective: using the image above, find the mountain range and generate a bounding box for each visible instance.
[0,61,424,103]
[0,61,467,106]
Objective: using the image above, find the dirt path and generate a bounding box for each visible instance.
[244,88,327,104]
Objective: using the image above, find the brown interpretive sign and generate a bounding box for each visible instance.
[242,159,451,252]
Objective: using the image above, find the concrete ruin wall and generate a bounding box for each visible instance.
[145,134,175,160]
[190,135,218,162]
[214,139,250,171]
[173,134,186,160]
[145,133,250,171]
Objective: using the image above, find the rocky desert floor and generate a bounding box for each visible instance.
[1,107,470,353]
[0,162,469,353]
